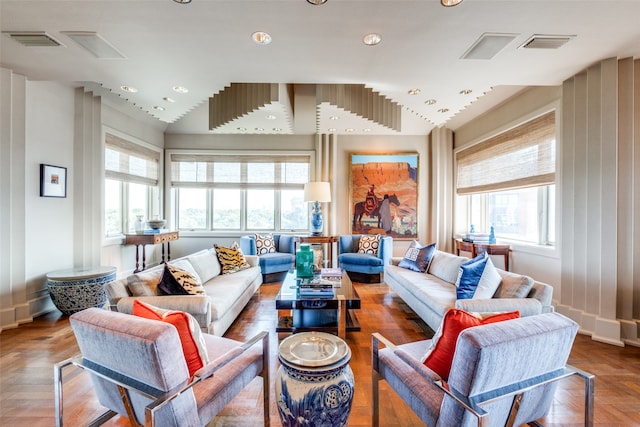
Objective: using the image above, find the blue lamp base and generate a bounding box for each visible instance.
[310,201,323,236]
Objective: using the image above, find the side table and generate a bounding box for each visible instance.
[125,231,179,272]
[46,266,117,315]
[295,235,339,268]
[455,239,510,271]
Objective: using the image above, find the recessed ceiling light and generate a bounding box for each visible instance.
[163,97,176,103]
[329,116,339,120]
[265,114,276,120]
[425,99,437,105]
[459,89,473,95]
[273,127,282,132]
[441,0,463,6]
[237,127,247,131]
[255,127,264,131]
[328,128,337,132]
[408,88,421,95]
[438,108,450,113]
[362,33,381,46]
[363,128,372,132]
[252,31,272,45]
[306,0,328,4]
[345,128,355,132]
[153,106,165,111]
[172,85,188,94]
[173,0,192,3]
[120,85,137,93]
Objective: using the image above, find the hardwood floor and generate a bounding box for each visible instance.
[1,281,639,426]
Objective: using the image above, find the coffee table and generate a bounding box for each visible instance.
[275,271,361,339]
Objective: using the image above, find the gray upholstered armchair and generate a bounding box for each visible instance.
[338,234,393,283]
[240,234,296,283]
[372,312,594,426]
[55,308,269,427]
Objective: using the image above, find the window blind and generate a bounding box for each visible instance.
[456,111,556,195]
[105,133,160,186]
[170,153,310,189]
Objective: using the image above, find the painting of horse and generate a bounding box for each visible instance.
[353,194,400,231]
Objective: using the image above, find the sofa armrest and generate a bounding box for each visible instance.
[454,298,543,317]
[116,295,211,329]
[378,236,393,265]
[239,235,256,256]
[390,256,403,266]
[245,255,259,267]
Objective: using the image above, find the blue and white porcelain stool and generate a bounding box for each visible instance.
[276,332,354,427]
[46,266,116,315]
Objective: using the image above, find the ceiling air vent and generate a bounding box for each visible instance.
[4,31,63,47]
[461,33,519,60]
[520,34,574,49]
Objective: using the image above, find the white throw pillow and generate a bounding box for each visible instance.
[187,248,221,283]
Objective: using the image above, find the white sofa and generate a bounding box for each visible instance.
[105,248,262,336]
[384,250,554,332]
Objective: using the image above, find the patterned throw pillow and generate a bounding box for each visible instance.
[357,234,381,255]
[214,242,251,274]
[254,233,276,255]
[158,264,205,296]
[132,300,209,378]
[398,241,437,272]
[422,308,520,380]
[455,253,502,300]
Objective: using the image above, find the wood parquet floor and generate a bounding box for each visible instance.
[1,281,639,426]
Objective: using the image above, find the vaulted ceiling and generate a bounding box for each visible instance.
[2,0,639,135]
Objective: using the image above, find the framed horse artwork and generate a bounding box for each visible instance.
[350,153,418,240]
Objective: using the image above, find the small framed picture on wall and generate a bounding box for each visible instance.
[40,164,67,198]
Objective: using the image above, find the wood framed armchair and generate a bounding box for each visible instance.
[372,312,594,426]
[54,308,269,427]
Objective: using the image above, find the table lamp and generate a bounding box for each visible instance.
[304,181,331,236]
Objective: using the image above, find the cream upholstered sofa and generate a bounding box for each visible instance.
[384,249,553,332]
[105,247,262,336]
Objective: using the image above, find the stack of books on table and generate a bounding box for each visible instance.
[298,283,334,298]
[463,233,491,243]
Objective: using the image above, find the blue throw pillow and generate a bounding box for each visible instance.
[399,241,436,272]
[455,253,502,300]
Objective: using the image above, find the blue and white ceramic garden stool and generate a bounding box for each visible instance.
[276,332,354,427]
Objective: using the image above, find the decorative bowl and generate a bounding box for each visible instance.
[147,219,166,230]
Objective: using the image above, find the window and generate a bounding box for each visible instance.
[170,152,310,232]
[104,132,160,237]
[457,111,556,245]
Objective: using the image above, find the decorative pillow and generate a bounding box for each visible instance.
[170,259,203,285]
[254,233,276,255]
[132,300,209,377]
[427,251,470,284]
[126,269,164,296]
[187,248,221,283]
[455,253,502,300]
[357,234,381,255]
[214,242,251,274]
[398,241,436,273]
[422,308,520,380]
[494,270,535,298]
[158,264,205,296]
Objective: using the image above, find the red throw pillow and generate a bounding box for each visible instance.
[132,300,209,378]
[423,308,520,380]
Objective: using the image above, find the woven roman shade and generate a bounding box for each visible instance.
[105,133,160,186]
[170,153,310,189]
[456,111,556,195]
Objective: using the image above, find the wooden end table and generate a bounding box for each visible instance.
[125,231,179,272]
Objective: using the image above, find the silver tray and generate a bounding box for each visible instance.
[279,332,350,367]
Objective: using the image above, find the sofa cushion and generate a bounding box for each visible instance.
[215,242,251,274]
[357,234,380,255]
[428,251,469,284]
[398,241,436,273]
[254,233,276,254]
[494,270,535,298]
[132,300,209,378]
[422,308,520,380]
[127,268,164,296]
[455,254,502,300]
[187,248,221,283]
[339,252,384,267]
[158,264,205,296]
[204,267,261,320]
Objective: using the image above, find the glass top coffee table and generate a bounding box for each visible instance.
[275,270,361,339]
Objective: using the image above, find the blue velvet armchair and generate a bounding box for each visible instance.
[338,234,393,283]
[240,234,296,283]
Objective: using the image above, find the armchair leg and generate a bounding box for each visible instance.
[372,370,381,427]
[261,333,270,427]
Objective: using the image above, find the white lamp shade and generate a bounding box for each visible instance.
[304,182,331,202]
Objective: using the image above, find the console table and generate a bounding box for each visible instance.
[455,239,510,271]
[125,231,179,272]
